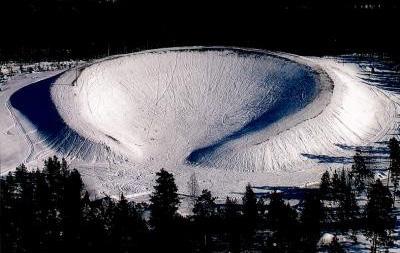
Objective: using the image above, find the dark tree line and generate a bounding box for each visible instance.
[1,138,399,253]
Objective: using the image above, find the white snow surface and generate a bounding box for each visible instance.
[1,47,399,199]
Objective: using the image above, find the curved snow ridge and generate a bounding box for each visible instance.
[52,47,326,170]
[8,74,125,164]
[204,57,398,172]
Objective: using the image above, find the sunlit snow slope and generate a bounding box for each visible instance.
[1,47,399,198]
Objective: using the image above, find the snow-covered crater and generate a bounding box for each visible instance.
[52,48,322,169]
[6,47,397,198]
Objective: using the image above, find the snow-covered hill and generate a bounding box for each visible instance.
[1,47,399,199]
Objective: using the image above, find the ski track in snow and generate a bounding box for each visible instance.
[5,100,34,163]
[1,47,400,199]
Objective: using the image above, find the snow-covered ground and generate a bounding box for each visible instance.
[1,47,399,201]
[0,61,82,87]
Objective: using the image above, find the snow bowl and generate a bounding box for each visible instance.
[8,46,400,197]
[51,48,328,172]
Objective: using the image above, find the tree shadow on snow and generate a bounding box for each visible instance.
[231,185,317,205]
[301,141,391,166]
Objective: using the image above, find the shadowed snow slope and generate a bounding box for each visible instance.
[2,47,399,198]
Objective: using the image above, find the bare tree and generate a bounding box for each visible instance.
[187,172,200,205]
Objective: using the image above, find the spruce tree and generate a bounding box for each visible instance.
[351,151,373,193]
[63,169,83,251]
[266,191,286,230]
[331,170,341,201]
[336,170,359,233]
[266,191,300,252]
[300,191,324,253]
[193,189,216,219]
[242,184,258,232]
[110,194,146,252]
[149,168,180,232]
[224,197,241,253]
[320,170,332,200]
[365,180,395,253]
[193,189,216,250]
[389,138,400,164]
[389,138,400,204]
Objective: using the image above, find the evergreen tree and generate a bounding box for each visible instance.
[389,138,400,164]
[389,138,400,204]
[224,197,241,253]
[80,191,101,252]
[193,189,216,219]
[365,180,395,253]
[331,170,341,201]
[336,170,359,233]
[256,196,268,227]
[266,191,286,230]
[63,169,84,251]
[0,172,17,253]
[390,165,400,204]
[110,194,147,252]
[149,168,180,233]
[98,196,117,248]
[266,191,300,252]
[300,191,324,253]
[351,151,373,193]
[320,170,332,200]
[193,189,217,250]
[242,184,258,233]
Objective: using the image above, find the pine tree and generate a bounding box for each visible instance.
[300,191,324,253]
[389,138,400,164]
[266,191,300,252]
[266,191,286,230]
[63,169,83,251]
[391,166,400,205]
[193,189,216,219]
[351,151,373,193]
[224,197,241,253]
[336,170,359,233]
[149,169,180,232]
[389,138,400,204]
[331,170,341,201]
[0,172,17,253]
[242,184,258,231]
[193,189,216,250]
[365,180,395,253]
[110,194,146,252]
[320,170,332,200]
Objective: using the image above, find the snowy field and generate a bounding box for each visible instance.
[0,61,82,86]
[1,47,399,200]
